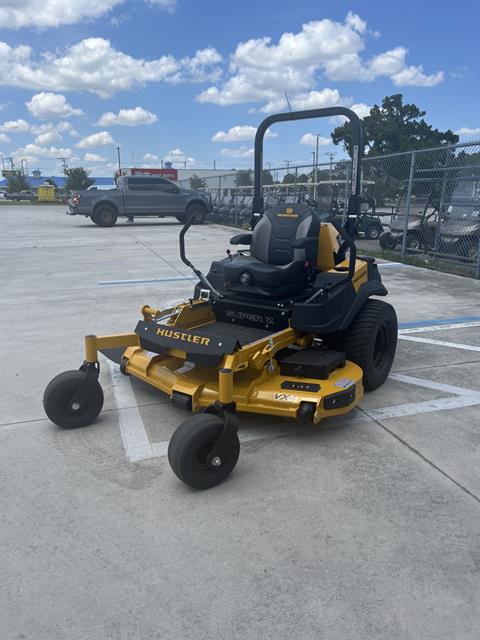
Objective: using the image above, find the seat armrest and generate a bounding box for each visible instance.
[230,233,252,245]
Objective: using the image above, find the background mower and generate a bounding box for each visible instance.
[43,107,398,490]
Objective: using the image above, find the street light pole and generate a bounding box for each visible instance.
[116,146,122,174]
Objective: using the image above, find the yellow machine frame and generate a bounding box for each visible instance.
[84,286,364,425]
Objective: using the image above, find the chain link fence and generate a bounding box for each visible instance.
[179,141,480,278]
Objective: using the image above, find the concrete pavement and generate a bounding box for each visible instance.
[1,205,480,640]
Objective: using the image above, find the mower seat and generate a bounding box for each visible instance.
[210,204,320,298]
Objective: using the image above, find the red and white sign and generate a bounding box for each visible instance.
[128,167,178,180]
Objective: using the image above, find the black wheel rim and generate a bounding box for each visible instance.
[193,439,220,475]
[101,209,113,223]
[373,323,389,368]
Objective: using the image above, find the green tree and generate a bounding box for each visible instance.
[44,178,57,187]
[261,169,274,185]
[332,94,459,157]
[235,170,252,187]
[282,173,296,184]
[189,174,206,190]
[63,167,94,191]
[7,173,31,193]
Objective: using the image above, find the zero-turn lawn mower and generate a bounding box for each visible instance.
[44,107,398,490]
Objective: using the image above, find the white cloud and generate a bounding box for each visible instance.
[455,127,480,137]
[12,143,73,159]
[26,92,83,119]
[166,47,223,84]
[35,129,62,145]
[84,153,107,162]
[0,0,123,29]
[0,118,29,132]
[197,15,443,110]
[299,133,331,147]
[391,65,444,87]
[0,132,10,143]
[163,148,195,165]
[212,125,277,143]
[57,121,80,137]
[146,0,177,12]
[0,39,222,98]
[97,107,158,127]
[0,0,177,30]
[76,131,115,148]
[219,146,254,158]
[351,102,371,118]
[143,152,159,162]
[29,121,82,145]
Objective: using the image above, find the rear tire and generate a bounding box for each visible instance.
[331,299,398,391]
[365,224,382,240]
[92,205,117,227]
[406,234,421,251]
[379,232,396,250]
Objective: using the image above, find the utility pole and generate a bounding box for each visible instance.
[328,152,335,180]
[24,158,29,176]
[58,157,68,172]
[213,159,216,170]
[1,154,4,171]
[116,147,122,174]
[20,159,25,175]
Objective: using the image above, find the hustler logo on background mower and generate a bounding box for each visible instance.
[156,327,210,346]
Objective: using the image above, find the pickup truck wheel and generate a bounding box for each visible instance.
[186,203,207,225]
[92,205,117,227]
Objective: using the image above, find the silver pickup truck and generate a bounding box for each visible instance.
[67,174,211,226]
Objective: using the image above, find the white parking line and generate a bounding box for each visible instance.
[109,371,480,462]
[389,372,480,396]
[398,335,480,353]
[107,361,156,462]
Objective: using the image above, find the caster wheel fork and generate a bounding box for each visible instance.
[168,402,240,490]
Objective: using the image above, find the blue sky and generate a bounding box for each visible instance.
[0,0,478,176]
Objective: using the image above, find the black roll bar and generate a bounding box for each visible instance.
[251,107,363,293]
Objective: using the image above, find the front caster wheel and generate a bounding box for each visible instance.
[43,370,104,428]
[168,414,240,490]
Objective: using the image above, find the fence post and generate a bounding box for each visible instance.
[434,150,451,252]
[401,151,416,259]
[475,239,480,279]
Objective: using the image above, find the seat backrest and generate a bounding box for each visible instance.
[251,204,319,265]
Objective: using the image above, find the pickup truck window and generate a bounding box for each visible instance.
[128,177,175,191]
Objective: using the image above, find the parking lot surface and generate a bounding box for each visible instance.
[2,205,480,640]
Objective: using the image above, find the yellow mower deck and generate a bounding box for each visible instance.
[85,301,363,424]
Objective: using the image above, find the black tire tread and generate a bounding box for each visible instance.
[168,413,239,489]
[333,299,397,391]
[43,370,104,428]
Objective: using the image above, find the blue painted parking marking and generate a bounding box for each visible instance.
[399,316,480,330]
[98,275,196,285]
